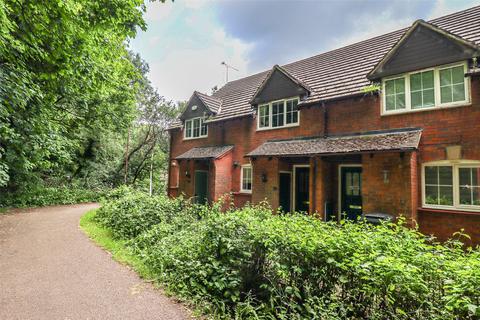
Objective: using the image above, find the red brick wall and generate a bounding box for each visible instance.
[361,152,415,224]
[168,77,480,242]
[418,209,480,246]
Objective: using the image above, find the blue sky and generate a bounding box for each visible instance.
[130,0,478,102]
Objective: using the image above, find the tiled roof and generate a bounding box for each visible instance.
[170,6,480,128]
[195,91,223,114]
[246,129,422,157]
[175,145,234,160]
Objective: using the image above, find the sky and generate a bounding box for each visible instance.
[130,0,479,102]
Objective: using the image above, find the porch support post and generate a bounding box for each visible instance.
[409,151,419,227]
[310,156,326,218]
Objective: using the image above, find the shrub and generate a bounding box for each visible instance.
[95,193,480,319]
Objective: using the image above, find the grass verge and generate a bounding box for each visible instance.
[79,209,155,280]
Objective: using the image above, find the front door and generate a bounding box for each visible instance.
[279,172,292,213]
[294,166,310,213]
[340,166,362,220]
[194,170,208,204]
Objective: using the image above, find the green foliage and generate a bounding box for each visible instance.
[0,1,179,202]
[94,191,480,319]
[0,185,106,208]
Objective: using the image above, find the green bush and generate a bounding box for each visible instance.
[95,192,480,319]
[0,185,107,208]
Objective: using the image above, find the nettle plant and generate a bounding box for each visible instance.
[95,188,480,319]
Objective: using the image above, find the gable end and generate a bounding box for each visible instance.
[368,20,480,80]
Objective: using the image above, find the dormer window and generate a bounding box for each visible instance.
[382,62,469,115]
[184,117,207,139]
[258,97,299,130]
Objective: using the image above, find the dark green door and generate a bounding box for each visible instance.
[194,171,208,204]
[295,167,310,213]
[279,172,291,213]
[340,166,362,220]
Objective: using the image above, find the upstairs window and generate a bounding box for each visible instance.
[423,162,480,211]
[384,78,406,111]
[184,117,208,139]
[440,65,466,104]
[410,70,434,109]
[258,97,299,130]
[382,62,469,114]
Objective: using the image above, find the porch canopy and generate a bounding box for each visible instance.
[175,145,234,160]
[247,128,422,157]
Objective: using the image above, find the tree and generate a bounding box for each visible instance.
[0,0,149,191]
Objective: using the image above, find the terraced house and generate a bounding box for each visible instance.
[168,6,480,244]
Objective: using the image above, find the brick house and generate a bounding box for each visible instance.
[167,6,480,244]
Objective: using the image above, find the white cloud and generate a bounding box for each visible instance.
[147,32,251,101]
[428,0,477,19]
[329,9,414,50]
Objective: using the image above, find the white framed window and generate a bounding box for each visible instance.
[422,161,480,211]
[257,97,299,130]
[382,62,470,115]
[184,117,208,140]
[240,164,252,193]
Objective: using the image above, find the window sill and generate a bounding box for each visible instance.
[419,206,480,215]
[234,191,252,196]
[183,136,208,141]
[256,123,300,131]
[381,101,471,116]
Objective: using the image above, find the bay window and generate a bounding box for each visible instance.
[184,117,208,139]
[423,162,480,211]
[258,97,299,130]
[382,62,469,114]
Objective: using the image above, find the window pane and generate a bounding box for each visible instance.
[397,93,406,109]
[472,168,479,186]
[395,78,405,93]
[452,84,465,102]
[473,187,480,206]
[411,73,421,91]
[423,71,434,89]
[385,80,395,95]
[440,69,451,86]
[451,66,464,84]
[439,166,453,185]
[423,89,435,107]
[200,119,207,136]
[441,86,452,104]
[425,166,438,185]
[185,121,192,138]
[439,186,453,205]
[386,95,395,111]
[440,66,466,104]
[411,91,422,109]
[259,105,269,127]
[425,186,438,205]
[272,101,284,127]
[285,99,298,124]
[459,186,472,205]
[193,118,200,137]
[242,167,252,191]
[459,168,470,186]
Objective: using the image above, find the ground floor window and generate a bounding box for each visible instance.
[241,165,252,193]
[423,161,480,210]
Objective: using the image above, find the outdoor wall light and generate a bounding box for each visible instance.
[261,173,268,183]
[185,170,190,178]
[233,161,240,168]
[171,160,178,167]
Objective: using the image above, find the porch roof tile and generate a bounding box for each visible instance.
[175,145,234,160]
[246,128,422,157]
